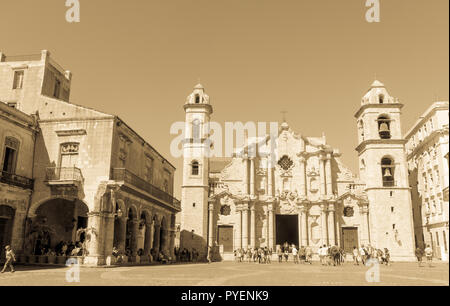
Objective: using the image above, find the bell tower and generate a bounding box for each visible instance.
[355,80,415,261]
[180,83,213,256]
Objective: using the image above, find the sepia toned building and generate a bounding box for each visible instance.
[180,81,416,261]
[0,102,38,261]
[0,50,180,266]
[405,101,449,261]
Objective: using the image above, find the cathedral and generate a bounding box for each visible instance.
[180,81,416,262]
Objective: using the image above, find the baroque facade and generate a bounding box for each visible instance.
[0,50,180,265]
[181,81,416,261]
[405,101,449,261]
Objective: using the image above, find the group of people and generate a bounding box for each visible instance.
[111,247,172,264]
[351,244,391,266]
[233,242,396,266]
[234,247,273,264]
[415,245,434,267]
[174,247,200,262]
[53,241,86,257]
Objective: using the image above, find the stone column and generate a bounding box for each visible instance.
[328,202,336,246]
[243,157,249,195]
[361,205,370,246]
[301,205,308,247]
[86,212,103,257]
[267,158,273,196]
[250,158,255,197]
[325,154,333,197]
[208,202,214,247]
[298,155,307,198]
[235,206,242,249]
[297,205,303,248]
[320,204,328,246]
[242,202,249,248]
[319,155,326,199]
[153,224,161,253]
[268,203,274,249]
[250,203,256,248]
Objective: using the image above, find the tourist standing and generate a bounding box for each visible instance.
[305,246,313,264]
[292,245,299,264]
[415,247,424,267]
[1,246,16,273]
[277,246,283,263]
[424,245,433,267]
[352,246,360,265]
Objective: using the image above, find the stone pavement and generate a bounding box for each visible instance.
[0,261,448,286]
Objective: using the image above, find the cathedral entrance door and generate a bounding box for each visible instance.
[342,227,359,254]
[276,215,299,247]
[217,225,233,253]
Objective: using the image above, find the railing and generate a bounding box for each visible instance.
[46,167,84,184]
[3,54,41,62]
[111,168,181,211]
[0,171,34,190]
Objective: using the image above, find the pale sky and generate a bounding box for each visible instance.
[1,0,448,199]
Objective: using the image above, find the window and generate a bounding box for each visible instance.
[381,157,395,187]
[379,94,384,104]
[191,161,199,176]
[443,231,448,252]
[53,79,61,98]
[195,95,200,104]
[2,137,20,174]
[358,120,365,141]
[12,70,24,89]
[145,157,153,183]
[378,116,391,139]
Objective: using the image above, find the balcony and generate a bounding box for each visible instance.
[111,168,181,212]
[45,167,84,186]
[0,171,34,190]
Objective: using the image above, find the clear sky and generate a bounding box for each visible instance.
[1,0,448,198]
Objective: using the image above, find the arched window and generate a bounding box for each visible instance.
[191,161,199,176]
[381,157,395,187]
[378,115,391,139]
[379,94,385,104]
[195,95,200,104]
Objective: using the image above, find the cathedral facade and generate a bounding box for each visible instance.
[180,81,416,261]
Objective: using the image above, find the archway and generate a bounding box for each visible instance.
[113,201,126,253]
[0,205,15,262]
[125,206,138,257]
[29,198,89,256]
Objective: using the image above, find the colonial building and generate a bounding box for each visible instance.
[405,101,449,261]
[0,102,38,262]
[0,50,180,266]
[180,81,416,261]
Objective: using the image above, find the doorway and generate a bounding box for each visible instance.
[217,226,233,252]
[276,215,299,247]
[342,227,359,253]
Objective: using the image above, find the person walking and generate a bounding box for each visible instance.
[1,246,16,273]
[359,245,367,265]
[415,247,424,267]
[277,246,283,263]
[292,245,299,264]
[424,244,433,267]
[305,246,313,264]
[352,246,360,265]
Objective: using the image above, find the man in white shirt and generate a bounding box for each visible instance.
[292,245,299,264]
[424,245,433,267]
